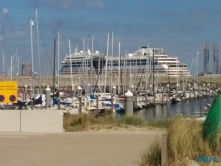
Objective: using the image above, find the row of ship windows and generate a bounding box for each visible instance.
[66,58,178,62]
[62,62,163,68]
[63,63,186,70]
[59,71,189,76]
[63,61,185,67]
[60,68,188,73]
[65,60,162,64]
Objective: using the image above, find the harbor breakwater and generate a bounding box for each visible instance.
[0,75,221,89]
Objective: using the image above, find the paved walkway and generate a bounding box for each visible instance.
[0,131,164,166]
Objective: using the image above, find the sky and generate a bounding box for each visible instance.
[0,0,221,75]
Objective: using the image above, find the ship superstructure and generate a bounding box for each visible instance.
[59,47,190,77]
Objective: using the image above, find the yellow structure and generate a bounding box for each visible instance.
[0,82,18,103]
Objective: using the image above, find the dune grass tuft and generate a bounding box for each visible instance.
[138,118,221,165]
[139,140,161,166]
[63,114,174,131]
[116,115,147,127]
[63,113,91,131]
[147,118,173,128]
[167,118,213,162]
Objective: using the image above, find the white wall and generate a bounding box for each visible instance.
[21,110,63,132]
[0,110,20,132]
[0,110,63,132]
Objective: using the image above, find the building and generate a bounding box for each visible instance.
[213,43,219,74]
[204,43,209,74]
[21,64,32,76]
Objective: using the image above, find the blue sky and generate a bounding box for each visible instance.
[0,0,221,75]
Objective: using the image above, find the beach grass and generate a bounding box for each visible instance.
[63,114,174,131]
[139,140,161,166]
[147,118,173,129]
[138,118,221,166]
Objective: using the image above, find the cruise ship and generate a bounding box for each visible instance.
[59,47,190,77]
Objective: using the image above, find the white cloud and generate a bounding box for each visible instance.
[2,8,9,16]
[0,35,4,42]
[86,0,104,8]
[61,3,69,9]
[8,31,26,38]
[39,0,105,10]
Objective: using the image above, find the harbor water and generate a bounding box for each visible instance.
[137,97,214,121]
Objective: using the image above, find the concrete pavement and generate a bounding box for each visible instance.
[0,131,164,166]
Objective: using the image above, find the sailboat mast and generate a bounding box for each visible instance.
[35,6,42,93]
[104,33,110,94]
[10,56,13,81]
[53,39,56,97]
[30,18,34,95]
[90,35,94,92]
[111,31,114,93]
[196,51,199,88]
[68,39,73,91]
[145,51,149,89]
[118,42,121,95]
[123,56,126,94]
[152,49,155,93]
[176,57,178,92]
[98,58,100,89]
[130,60,132,87]
[2,50,4,78]
[86,35,89,88]
[17,55,19,78]
[82,36,86,80]
[57,33,60,89]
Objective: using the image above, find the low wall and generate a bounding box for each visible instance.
[0,110,20,132]
[0,110,63,132]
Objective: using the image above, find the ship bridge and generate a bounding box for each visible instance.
[131,47,166,57]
